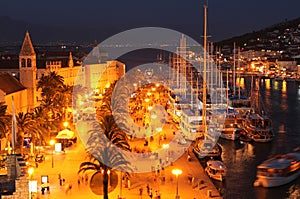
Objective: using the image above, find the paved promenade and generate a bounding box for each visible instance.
[30,138,222,199]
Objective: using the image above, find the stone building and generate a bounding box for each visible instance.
[0,31,126,112]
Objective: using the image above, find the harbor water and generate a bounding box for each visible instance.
[216,78,300,199]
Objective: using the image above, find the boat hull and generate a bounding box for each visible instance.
[252,137,273,143]
[220,128,241,141]
[243,127,274,143]
[205,167,224,181]
[193,142,222,160]
[254,169,300,187]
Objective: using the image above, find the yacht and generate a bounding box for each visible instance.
[243,113,274,142]
[193,139,222,160]
[205,160,227,181]
[253,150,300,188]
[220,123,242,141]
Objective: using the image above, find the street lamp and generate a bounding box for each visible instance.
[28,167,34,199]
[63,121,69,129]
[172,169,182,199]
[49,140,55,168]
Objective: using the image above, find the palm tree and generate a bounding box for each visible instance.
[32,106,50,145]
[0,103,11,151]
[0,103,10,138]
[78,79,133,199]
[37,71,64,99]
[53,84,73,120]
[37,72,73,132]
[15,112,44,154]
[94,115,131,151]
[78,130,132,199]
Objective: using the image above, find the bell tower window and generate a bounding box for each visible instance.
[21,58,26,67]
[27,59,32,67]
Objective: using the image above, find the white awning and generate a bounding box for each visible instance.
[56,129,75,139]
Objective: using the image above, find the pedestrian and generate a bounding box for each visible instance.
[41,187,45,195]
[85,174,88,185]
[65,183,72,194]
[146,184,150,195]
[156,190,161,199]
[139,187,143,196]
[149,188,153,198]
[77,178,80,188]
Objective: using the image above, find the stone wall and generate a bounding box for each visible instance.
[2,176,29,199]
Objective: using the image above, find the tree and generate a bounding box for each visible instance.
[0,103,10,139]
[15,112,44,154]
[37,72,74,131]
[0,103,11,152]
[37,71,64,99]
[78,81,132,199]
[78,122,132,199]
[32,106,51,145]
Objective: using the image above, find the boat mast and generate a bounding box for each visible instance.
[202,4,207,135]
[238,46,241,99]
[233,42,236,97]
[226,69,229,113]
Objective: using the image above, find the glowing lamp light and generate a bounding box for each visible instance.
[172,168,182,198]
[172,169,182,176]
[63,121,69,128]
[28,167,34,176]
[50,140,55,146]
[162,144,170,149]
[156,127,162,132]
[151,114,157,119]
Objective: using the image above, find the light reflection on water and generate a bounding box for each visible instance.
[216,78,300,199]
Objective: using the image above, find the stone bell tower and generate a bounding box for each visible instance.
[19,31,37,110]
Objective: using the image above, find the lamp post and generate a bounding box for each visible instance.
[172,169,182,199]
[28,167,34,199]
[49,140,55,168]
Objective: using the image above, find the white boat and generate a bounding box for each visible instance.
[253,151,300,188]
[193,139,222,160]
[205,160,227,181]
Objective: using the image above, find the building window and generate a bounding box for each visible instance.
[27,59,32,67]
[21,58,26,67]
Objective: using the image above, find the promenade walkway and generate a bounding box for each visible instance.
[30,138,222,199]
[25,108,223,199]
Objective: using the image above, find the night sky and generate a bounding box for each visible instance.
[1,0,300,42]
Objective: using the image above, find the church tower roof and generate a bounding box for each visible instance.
[19,31,36,56]
[68,52,74,67]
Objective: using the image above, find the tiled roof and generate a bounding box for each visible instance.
[0,73,26,94]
